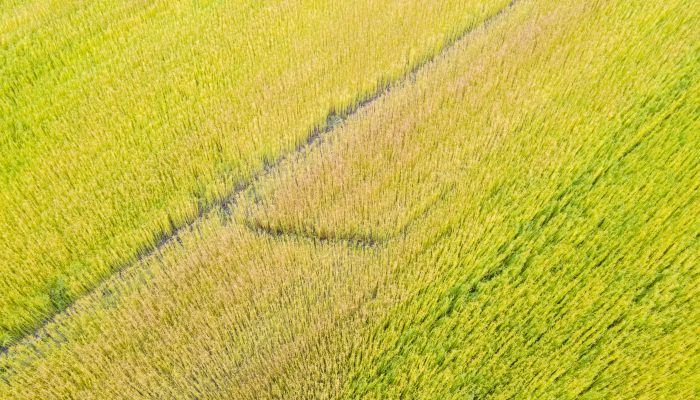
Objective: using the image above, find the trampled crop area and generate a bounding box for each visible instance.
[1,0,698,398]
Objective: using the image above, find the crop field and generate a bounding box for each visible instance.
[0,0,510,346]
[0,0,698,398]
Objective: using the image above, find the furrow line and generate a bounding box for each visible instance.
[242,220,384,249]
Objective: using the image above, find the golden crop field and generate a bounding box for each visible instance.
[0,0,510,346]
[1,0,698,398]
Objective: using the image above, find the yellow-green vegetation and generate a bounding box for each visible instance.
[244,0,699,397]
[0,0,511,345]
[245,1,700,396]
[1,217,386,398]
[2,0,698,398]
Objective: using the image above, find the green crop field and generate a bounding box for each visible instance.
[1,0,698,398]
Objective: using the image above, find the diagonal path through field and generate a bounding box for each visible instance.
[1,0,520,356]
